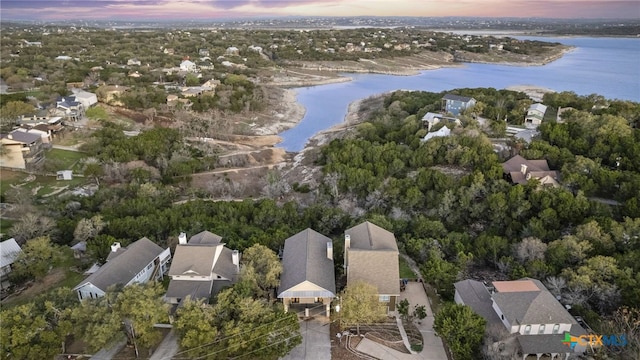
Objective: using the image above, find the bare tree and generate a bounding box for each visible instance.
[8,213,56,244]
[513,237,547,263]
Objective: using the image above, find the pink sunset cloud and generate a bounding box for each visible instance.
[1,0,638,20]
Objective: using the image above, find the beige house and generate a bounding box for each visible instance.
[0,130,45,170]
[344,222,400,312]
[502,155,560,187]
[278,229,336,316]
[524,103,548,128]
[165,231,240,305]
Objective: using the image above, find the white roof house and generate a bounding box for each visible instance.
[1,238,23,289]
[71,89,98,109]
[180,60,196,72]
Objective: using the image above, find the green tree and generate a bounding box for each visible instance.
[397,298,410,320]
[0,291,75,359]
[74,283,169,354]
[0,100,34,121]
[433,303,486,360]
[339,281,387,335]
[241,244,282,300]
[11,236,63,282]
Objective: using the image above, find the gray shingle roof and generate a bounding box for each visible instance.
[213,247,240,281]
[189,230,222,245]
[166,280,213,301]
[453,280,502,327]
[0,238,22,268]
[168,245,218,276]
[492,279,578,326]
[443,93,475,102]
[517,334,572,354]
[348,250,400,295]
[278,229,336,298]
[74,237,165,292]
[346,221,398,251]
[1,131,41,144]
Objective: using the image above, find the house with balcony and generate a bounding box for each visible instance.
[442,94,476,116]
[344,222,400,312]
[278,229,336,317]
[73,238,171,301]
[454,278,587,359]
[165,231,240,305]
[0,130,45,170]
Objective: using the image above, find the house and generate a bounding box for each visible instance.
[556,107,576,123]
[16,126,52,144]
[1,238,23,290]
[0,130,45,170]
[71,88,98,109]
[502,155,560,187]
[55,96,83,122]
[226,46,240,56]
[73,238,171,301]
[198,49,210,57]
[55,55,73,61]
[179,60,196,72]
[421,112,461,131]
[248,45,263,53]
[454,278,587,359]
[278,229,336,317]
[57,170,73,180]
[344,222,400,312]
[442,94,477,116]
[163,48,175,55]
[422,126,451,142]
[127,58,141,66]
[70,241,86,259]
[525,103,548,128]
[98,85,129,106]
[165,231,240,305]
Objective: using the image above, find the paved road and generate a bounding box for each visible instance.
[281,316,331,360]
[149,329,179,360]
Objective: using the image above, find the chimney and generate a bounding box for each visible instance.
[520,164,528,175]
[232,250,240,271]
[110,242,121,252]
[327,242,333,261]
[344,234,351,269]
[178,232,187,245]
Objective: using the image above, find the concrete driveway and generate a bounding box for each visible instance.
[281,316,331,360]
[149,329,179,360]
[355,282,448,360]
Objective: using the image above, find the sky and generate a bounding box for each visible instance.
[1,1,638,21]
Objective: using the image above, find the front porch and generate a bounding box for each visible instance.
[283,297,332,317]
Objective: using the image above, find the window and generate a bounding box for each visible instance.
[147,263,153,270]
[552,324,560,334]
[524,325,531,335]
[379,295,390,302]
[539,324,545,334]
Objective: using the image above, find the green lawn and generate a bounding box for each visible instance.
[399,256,417,279]
[0,218,15,235]
[46,148,87,171]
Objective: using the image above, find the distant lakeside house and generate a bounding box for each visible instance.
[525,103,548,128]
[278,228,336,317]
[344,222,400,312]
[454,278,587,359]
[165,231,240,305]
[442,94,476,116]
[73,238,171,301]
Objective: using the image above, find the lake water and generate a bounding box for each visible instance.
[278,37,640,152]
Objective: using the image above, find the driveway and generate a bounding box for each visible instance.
[149,329,179,360]
[281,316,331,360]
[356,282,448,360]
